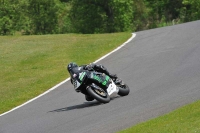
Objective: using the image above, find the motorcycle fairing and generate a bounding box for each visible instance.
[90,72,110,87]
[72,71,87,90]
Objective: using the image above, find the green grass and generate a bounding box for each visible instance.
[2,32,199,133]
[118,100,200,133]
[0,32,132,114]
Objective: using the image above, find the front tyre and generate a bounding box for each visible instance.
[87,86,110,103]
[118,84,130,96]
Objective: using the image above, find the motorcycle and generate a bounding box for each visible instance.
[72,69,130,103]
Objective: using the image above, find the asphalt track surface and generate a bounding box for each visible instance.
[1,21,200,133]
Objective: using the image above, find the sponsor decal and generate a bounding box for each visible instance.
[79,72,86,81]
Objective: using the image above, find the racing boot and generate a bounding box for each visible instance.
[85,95,94,101]
[108,74,118,81]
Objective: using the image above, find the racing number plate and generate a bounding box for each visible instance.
[107,82,117,96]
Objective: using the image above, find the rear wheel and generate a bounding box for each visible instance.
[118,84,130,96]
[87,86,110,103]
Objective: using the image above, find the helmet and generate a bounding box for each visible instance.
[67,62,78,72]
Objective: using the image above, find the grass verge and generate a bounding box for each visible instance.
[118,100,200,133]
[0,32,131,114]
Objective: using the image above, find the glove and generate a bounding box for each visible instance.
[85,63,94,70]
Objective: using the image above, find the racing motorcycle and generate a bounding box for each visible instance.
[72,70,130,103]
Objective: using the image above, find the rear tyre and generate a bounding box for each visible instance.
[118,84,130,96]
[87,86,110,103]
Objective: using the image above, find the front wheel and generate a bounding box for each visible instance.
[118,84,130,96]
[87,86,110,103]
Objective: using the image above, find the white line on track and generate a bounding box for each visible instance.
[0,33,136,117]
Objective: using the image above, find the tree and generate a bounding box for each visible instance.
[0,0,21,35]
[69,0,133,33]
[26,0,61,34]
[181,0,200,21]
[132,0,151,31]
[135,0,183,29]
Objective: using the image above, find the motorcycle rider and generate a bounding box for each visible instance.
[67,62,117,101]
